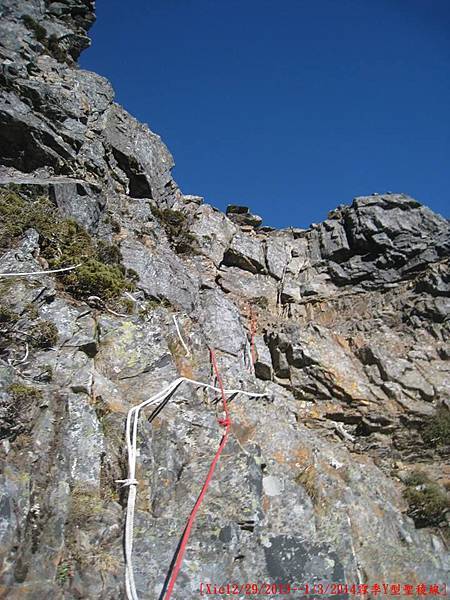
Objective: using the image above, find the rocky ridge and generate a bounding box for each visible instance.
[0,2,449,599]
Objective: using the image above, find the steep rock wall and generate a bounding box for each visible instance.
[0,2,449,599]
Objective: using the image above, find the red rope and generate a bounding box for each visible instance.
[163,349,231,600]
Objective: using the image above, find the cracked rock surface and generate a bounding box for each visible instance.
[0,2,449,599]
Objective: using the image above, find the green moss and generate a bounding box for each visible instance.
[151,206,185,237]
[29,320,58,349]
[122,298,135,314]
[22,16,67,62]
[404,471,449,528]
[56,561,72,586]
[151,205,198,254]
[23,303,39,320]
[22,15,47,42]
[8,383,43,404]
[125,267,140,283]
[174,231,197,254]
[422,407,450,449]
[0,190,31,248]
[96,240,122,265]
[0,306,19,324]
[61,259,131,300]
[0,188,136,301]
[46,34,67,62]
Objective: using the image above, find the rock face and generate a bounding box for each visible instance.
[0,3,449,599]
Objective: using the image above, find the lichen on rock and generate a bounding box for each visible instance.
[0,1,449,598]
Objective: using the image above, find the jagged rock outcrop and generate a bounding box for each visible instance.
[0,2,449,599]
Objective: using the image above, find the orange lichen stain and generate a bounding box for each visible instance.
[293,447,311,466]
[273,446,311,468]
[335,335,351,351]
[372,504,385,518]
[262,495,271,512]
[178,360,194,379]
[103,398,127,414]
[272,450,287,464]
[307,406,324,419]
[150,416,163,431]
[142,234,155,250]
[317,459,348,484]
[231,422,256,445]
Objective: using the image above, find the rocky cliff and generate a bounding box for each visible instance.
[0,2,449,599]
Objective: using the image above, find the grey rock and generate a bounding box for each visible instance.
[0,1,449,597]
[189,203,237,266]
[225,205,263,227]
[218,266,278,305]
[281,275,302,303]
[222,232,266,273]
[198,288,246,356]
[265,235,292,280]
[104,104,175,202]
[324,194,450,289]
[254,335,273,380]
[64,390,104,485]
[120,236,198,311]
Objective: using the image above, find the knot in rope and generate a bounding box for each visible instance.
[218,417,231,427]
[116,478,139,487]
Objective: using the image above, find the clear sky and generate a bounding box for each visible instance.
[80,0,450,229]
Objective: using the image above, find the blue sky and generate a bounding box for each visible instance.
[80,0,450,229]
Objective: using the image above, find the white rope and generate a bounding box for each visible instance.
[125,292,138,303]
[0,263,81,277]
[119,376,265,600]
[8,342,30,367]
[244,337,254,374]
[172,314,191,356]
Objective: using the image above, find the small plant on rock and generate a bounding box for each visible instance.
[0,306,19,324]
[295,464,319,504]
[29,321,58,349]
[62,259,131,300]
[46,34,67,62]
[403,470,449,528]
[8,383,43,405]
[150,205,198,254]
[56,561,72,586]
[252,296,269,310]
[22,15,47,42]
[421,407,450,450]
[0,188,136,301]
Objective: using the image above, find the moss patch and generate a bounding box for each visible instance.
[29,320,58,349]
[0,188,135,301]
[403,470,449,529]
[22,15,47,42]
[8,383,43,405]
[0,306,19,324]
[22,15,67,62]
[422,407,450,450]
[252,296,269,309]
[151,205,198,254]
